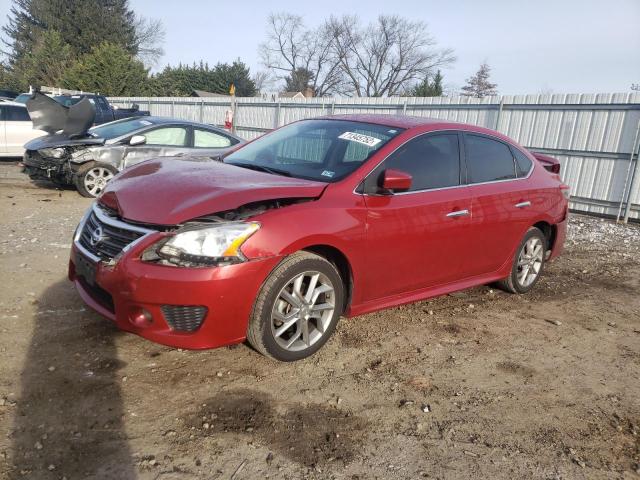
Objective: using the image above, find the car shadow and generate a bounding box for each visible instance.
[9,278,136,479]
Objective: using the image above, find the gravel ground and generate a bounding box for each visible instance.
[0,161,639,480]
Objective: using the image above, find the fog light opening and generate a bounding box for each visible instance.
[129,308,153,328]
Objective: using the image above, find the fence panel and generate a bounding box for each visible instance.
[109,93,640,220]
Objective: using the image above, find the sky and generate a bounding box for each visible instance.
[1,0,639,95]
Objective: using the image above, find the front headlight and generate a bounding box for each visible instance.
[144,222,260,267]
[38,147,66,159]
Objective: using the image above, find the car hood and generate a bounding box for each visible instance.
[24,133,105,150]
[26,92,96,137]
[99,158,328,225]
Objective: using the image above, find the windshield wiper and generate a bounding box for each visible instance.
[228,162,291,177]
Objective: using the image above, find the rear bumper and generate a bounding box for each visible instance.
[69,241,282,349]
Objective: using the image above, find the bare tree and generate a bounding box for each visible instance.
[326,15,455,97]
[259,13,344,96]
[461,62,498,98]
[133,16,165,68]
[252,70,276,94]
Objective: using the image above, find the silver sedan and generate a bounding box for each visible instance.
[23,116,245,197]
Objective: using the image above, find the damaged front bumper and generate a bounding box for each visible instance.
[22,150,73,184]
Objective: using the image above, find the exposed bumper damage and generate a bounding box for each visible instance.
[68,197,314,348]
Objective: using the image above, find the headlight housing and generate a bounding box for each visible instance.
[38,147,66,159]
[143,222,260,267]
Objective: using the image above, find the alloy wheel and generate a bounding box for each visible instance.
[516,237,544,288]
[270,271,336,352]
[84,167,114,196]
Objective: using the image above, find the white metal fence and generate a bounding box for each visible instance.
[109,94,640,221]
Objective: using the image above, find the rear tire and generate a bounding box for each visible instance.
[75,162,117,198]
[497,227,546,294]
[247,252,344,361]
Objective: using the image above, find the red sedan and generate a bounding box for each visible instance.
[69,114,569,361]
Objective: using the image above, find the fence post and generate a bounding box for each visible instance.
[494,99,504,131]
[616,119,640,222]
[171,100,175,117]
[199,100,204,123]
[274,102,281,129]
[331,100,335,115]
[403,99,408,115]
[622,124,640,223]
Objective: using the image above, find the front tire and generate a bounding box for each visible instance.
[75,162,117,198]
[247,252,344,361]
[497,227,546,294]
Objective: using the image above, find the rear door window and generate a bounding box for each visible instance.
[143,127,188,146]
[464,134,516,183]
[378,133,461,191]
[5,106,30,121]
[193,128,233,148]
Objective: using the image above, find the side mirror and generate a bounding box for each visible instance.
[131,103,140,111]
[129,134,146,146]
[381,169,412,193]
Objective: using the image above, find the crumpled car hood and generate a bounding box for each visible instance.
[26,92,96,137]
[99,158,328,225]
[24,133,105,150]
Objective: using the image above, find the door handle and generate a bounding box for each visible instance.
[515,201,531,208]
[446,209,470,218]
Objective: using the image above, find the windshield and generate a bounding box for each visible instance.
[13,93,30,104]
[89,117,155,139]
[224,119,402,182]
[53,95,84,107]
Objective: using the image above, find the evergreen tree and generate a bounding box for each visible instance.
[461,63,498,98]
[149,61,256,97]
[411,70,444,97]
[284,68,315,94]
[11,30,74,90]
[3,0,138,68]
[62,42,148,96]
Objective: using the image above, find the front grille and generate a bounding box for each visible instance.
[161,305,208,332]
[78,207,148,261]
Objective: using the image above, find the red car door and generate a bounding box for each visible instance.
[462,133,534,277]
[360,132,473,301]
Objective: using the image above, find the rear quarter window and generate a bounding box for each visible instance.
[465,134,516,183]
[511,147,534,177]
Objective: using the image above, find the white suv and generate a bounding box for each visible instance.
[0,101,45,157]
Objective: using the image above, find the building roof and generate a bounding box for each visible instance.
[279,92,305,99]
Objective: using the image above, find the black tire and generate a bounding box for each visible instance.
[496,227,546,294]
[74,162,117,198]
[247,251,344,361]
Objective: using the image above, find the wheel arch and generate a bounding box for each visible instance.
[532,220,557,252]
[301,244,354,313]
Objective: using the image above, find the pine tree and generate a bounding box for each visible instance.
[13,30,74,89]
[148,61,257,97]
[411,70,444,97]
[62,42,148,96]
[3,0,138,68]
[461,63,497,98]
[284,68,315,94]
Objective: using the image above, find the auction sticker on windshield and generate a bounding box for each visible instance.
[338,132,382,147]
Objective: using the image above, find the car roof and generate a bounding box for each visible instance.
[0,100,27,107]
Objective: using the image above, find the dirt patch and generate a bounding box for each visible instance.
[1,162,640,479]
[185,389,366,468]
